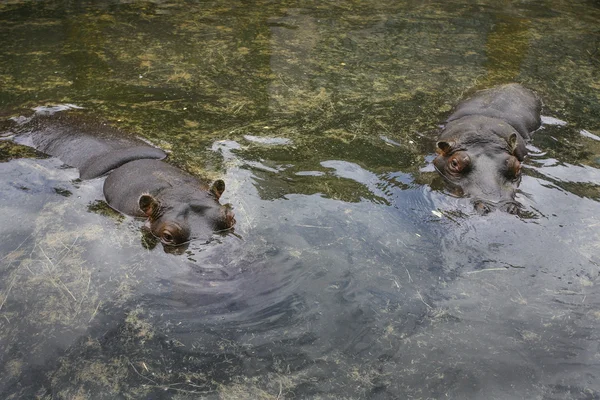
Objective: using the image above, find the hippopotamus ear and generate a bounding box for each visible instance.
[210,179,226,200]
[139,194,160,220]
[436,141,454,155]
[506,133,528,161]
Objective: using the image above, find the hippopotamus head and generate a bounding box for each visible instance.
[103,158,236,253]
[433,83,542,214]
[433,115,528,214]
[137,179,235,252]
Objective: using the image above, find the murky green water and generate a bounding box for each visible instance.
[1,1,600,399]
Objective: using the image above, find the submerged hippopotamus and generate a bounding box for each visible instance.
[10,108,235,252]
[433,83,542,214]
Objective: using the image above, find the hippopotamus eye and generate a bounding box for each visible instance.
[448,152,470,173]
[162,231,174,243]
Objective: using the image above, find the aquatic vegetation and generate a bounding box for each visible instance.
[1,0,600,398]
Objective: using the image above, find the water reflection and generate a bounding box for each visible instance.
[1,0,600,399]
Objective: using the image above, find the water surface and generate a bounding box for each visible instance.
[1,1,600,399]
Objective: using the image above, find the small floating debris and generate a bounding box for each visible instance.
[379,135,402,147]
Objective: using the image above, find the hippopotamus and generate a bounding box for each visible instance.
[9,108,235,252]
[433,83,542,214]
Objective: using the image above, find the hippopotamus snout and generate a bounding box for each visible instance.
[473,199,521,215]
[141,196,236,247]
[138,201,235,253]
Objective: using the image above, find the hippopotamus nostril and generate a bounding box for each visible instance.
[226,211,236,228]
[474,198,521,215]
[474,201,493,215]
[501,201,521,215]
[214,206,235,232]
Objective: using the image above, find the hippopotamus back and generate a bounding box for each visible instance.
[446,83,541,139]
[17,114,167,179]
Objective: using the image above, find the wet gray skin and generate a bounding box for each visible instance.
[104,158,235,253]
[14,109,168,180]
[434,84,542,214]
[12,110,235,251]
